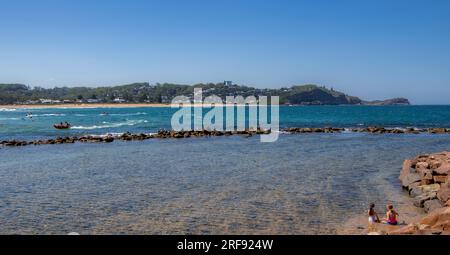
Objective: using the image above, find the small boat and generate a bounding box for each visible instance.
[54,123,71,130]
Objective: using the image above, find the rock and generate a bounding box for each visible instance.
[421,184,441,193]
[424,199,443,213]
[103,137,114,143]
[388,224,419,235]
[413,192,437,207]
[419,169,434,185]
[437,182,450,203]
[433,163,450,175]
[428,128,448,134]
[400,160,412,182]
[416,162,429,170]
[409,183,439,198]
[410,187,423,198]
[407,181,421,192]
[420,207,450,231]
[429,160,443,169]
[401,173,421,188]
[434,175,448,184]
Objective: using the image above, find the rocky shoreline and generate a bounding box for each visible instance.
[1,127,450,148]
[384,151,450,235]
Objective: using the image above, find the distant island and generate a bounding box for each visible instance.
[0,82,410,106]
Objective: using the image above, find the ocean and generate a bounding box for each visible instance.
[0,105,449,234]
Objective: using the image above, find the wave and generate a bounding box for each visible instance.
[101,112,148,116]
[0,117,20,120]
[0,108,17,112]
[85,132,157,138]
[28,113,66,117]
[71,119,149,130]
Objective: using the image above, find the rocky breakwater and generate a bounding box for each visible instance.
[283,126,450,134]
[1,127,450,149]
[393,151,450,234]
[0,129,271,148]
[283,127,344,133]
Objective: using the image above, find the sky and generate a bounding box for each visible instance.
[0,0,449,104]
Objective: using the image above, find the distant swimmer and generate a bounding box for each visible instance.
[100,112,109,116]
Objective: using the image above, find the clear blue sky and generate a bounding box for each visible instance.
[1,0,449,104]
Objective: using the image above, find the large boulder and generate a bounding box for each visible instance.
[399,160,412,181]
[434,175,448,184]
[420,169,434,185]
[421,184,441,193]
[437,182,450,203]
[420,207,450,231]
[410,187,423,197]
[413,192,437,208]
[410,184,440,198]
[433,163,450,175]
[416,162,429,170]
[401,173,421,189]
[424,199,443,213]
[388,224,419,235]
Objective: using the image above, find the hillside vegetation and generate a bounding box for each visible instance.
[0,82,408,105]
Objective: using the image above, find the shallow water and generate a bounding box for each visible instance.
[1,133,449,234]
[1,105,450,140]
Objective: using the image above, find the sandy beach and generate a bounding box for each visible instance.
[0,103,266,109]
[0,103,173,109]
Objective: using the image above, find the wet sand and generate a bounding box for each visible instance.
[338,190,426,234]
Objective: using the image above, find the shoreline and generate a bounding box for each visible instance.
[344,151,450,235]
[0,103,173,109]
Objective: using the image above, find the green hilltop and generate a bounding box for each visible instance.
[0,82,408,105]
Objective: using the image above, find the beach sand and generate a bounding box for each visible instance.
[337,195,426,234]
[0,103,264,109]
[0,103,172,109]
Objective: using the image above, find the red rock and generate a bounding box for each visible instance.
[413,192,437,207]
[420,169,433,180]
[416,162,429,170]
[420,207,450,231]
[433,163,450,175]
[399,160,412,181]
[434,175,448,184]
[420,179,434,186]
[421,184,441,193]
[437,182,450,203]
[429,160,443,169]
[402,173,421,188]
[388,224,419,235]
[424,199,443,213]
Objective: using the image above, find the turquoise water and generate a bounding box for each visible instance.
[0,105,450,234]
[1,105,450,140]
